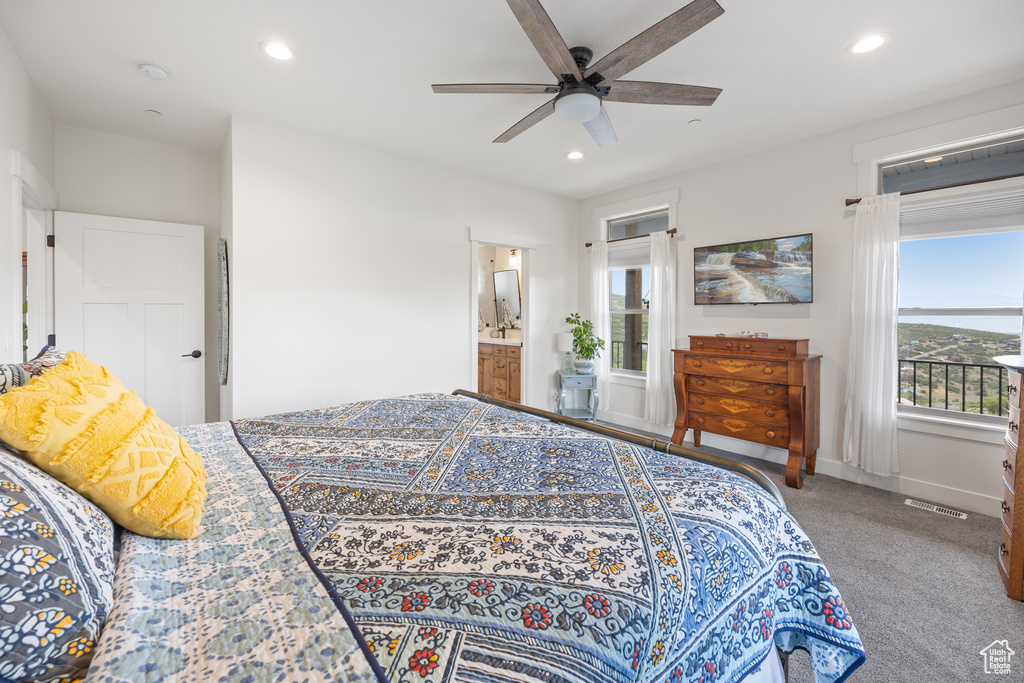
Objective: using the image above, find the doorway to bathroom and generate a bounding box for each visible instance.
[475,245,526,403]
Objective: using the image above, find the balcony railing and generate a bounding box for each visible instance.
[898,358,1010,416]
[611,340,649,371]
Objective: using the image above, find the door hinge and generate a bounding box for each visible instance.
[47,334,56,346]
[46,235,54,247]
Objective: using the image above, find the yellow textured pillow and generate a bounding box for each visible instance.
[0,351,206,539]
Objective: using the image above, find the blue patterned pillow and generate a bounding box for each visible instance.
[0,346,66,396]
[0,442,114,682]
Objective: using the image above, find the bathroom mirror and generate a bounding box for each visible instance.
[493,269,521,328]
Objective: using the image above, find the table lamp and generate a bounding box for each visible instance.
[557,332,574,374]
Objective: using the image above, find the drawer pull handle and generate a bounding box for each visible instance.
[766,389,775,396]
[744,343,751,349]
[1010,385,1018,396]
[725,342,733,348]
[696,380,705,386]
[1001,543,1010,556]
[696,341,704,346]
[694,361,702,368]
[766,431,776,439]
[1003,501,1012,514]
[1004,459,1013,471]
[696,417,705,425]
[763,368,773,375]
[766,410,776,417]
[1010,421,1019,433]
[697,398,705,405]
[777,345,786,351]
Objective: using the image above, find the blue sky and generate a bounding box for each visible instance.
[899,230,1024,334]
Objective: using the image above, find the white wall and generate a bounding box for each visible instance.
[226,117,577,419]
[0,22,53,362]
[53,125,222,421]
[578,79,1024,515]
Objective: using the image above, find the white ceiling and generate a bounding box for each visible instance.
[1,0,1022,199]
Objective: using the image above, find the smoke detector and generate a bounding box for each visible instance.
[138,63,168,80]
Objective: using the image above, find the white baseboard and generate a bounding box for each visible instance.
[810,458,1001,517]
[599,414,1002,518]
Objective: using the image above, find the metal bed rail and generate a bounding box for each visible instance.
[451,389,786,509]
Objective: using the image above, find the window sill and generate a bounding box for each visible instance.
[608,370,646,388]
[896,405,1007,445]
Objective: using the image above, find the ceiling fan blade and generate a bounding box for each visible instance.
[583,107,617,148]
[506,0,583,82]
[493,99,556,143]
[432,83,559,95]
[585,0,724,84]
[604,80,722,106]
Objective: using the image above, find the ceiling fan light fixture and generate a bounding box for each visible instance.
[553,90,602,123]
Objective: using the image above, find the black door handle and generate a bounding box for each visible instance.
[182,350,202,358]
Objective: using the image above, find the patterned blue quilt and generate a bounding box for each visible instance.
[232,393,865,683]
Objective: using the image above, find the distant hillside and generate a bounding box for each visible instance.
[898,323,1017,345]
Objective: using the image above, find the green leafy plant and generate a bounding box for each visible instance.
[565,313,605,360]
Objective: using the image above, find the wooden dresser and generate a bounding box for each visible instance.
[995,355,1023,600]
[671,336,820,488]
[479,343,521,404]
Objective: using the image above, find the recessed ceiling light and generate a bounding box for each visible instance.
[848,33,890,54]
[138,63,168,80]
[261,41,294,60]
[923,156,944,163]
[566,151,585,160]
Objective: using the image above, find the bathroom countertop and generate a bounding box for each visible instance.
[478,331,522,346]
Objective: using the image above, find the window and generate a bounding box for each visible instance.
[610,265,649,372]
[881,136,1024,195]
[897,193,1024,417]
[606,209,667,373]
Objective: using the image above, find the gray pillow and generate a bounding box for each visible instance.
[0,442,114,681]
[0,346,66,396]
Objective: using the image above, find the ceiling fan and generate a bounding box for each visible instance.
[432,0,725,148]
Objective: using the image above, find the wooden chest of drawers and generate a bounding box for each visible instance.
[479,343,521,403]
[994,356,1024,600]
[672,336,821,488]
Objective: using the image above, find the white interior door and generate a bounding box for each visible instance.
[23,208,48,359]
[54,212,205,427]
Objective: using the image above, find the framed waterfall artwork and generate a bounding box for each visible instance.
[693,233,813,305]
[217,238,229,385]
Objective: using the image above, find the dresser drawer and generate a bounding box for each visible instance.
[685,356,789,384]
[479,343,507,356]
[688,393,789,425]
[1000,524,1012,588]
[561,374,596,389]
[1003,482,1015,534]
[686,375,786,404]
[1006,440,1018,492]
[1010,370,1022,408]
[689,336,807,357]
[507,346,521,359]
[1008,404,1020,449]
[688,411,790,448]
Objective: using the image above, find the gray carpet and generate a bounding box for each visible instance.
[600,425,1024,681]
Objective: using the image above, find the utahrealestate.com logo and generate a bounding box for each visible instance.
[980,640,1015,675]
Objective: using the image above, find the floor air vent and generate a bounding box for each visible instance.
[904,498,968,519]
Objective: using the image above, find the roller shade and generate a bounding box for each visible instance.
[900,188,1024,238]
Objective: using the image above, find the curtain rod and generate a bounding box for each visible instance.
[845,172,1024,206]
[585,228,676,248]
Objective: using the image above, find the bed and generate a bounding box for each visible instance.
[1,383,864,683]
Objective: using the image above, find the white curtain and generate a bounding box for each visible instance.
[645,231,677,425]
[843,193,902,475]
[590,241,611,399]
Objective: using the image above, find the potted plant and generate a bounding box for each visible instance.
[565,313,605,374]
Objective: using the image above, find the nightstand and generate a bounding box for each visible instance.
[558,371,599,422]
